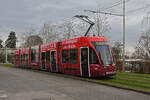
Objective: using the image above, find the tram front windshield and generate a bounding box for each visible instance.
[93,42,114,66]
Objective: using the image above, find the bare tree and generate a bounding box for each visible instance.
[112,41,122,71]
[25,35,43,47]
[74,20,91,36]
[141,12,150,34]
[132,45,145,59]
[40,22,57,43]
[112,41,122,60]
[0,39,3,48]
[137,32,150,59]
[19,27,38,48]
[58,20,75,40]
[133,14,150,73]
[138,14,150,59]
[92,13,111,36]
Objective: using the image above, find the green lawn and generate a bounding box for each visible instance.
[87,72,150,93]
[0,63,150,93]
[0,63,14,67]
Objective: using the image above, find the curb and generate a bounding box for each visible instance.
[75,78,150,95]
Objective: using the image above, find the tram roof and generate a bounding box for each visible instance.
[61,36,109,44]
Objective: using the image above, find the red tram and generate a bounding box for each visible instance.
[14,36,116,77]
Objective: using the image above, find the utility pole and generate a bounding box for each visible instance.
[122,0,126,72]
[84,0,126,72]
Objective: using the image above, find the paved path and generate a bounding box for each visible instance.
[0,66,150,100]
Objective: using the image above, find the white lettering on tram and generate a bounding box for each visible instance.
[63,45,76,49]
[41,43,56,51]
[62,39,77,45]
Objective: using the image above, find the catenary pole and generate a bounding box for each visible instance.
[122,0,126,72]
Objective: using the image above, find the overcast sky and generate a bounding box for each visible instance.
[0,0,150,52]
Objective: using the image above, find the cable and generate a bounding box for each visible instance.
[101,0,131,11]
[100,0,122,11]
[126,4,150,14]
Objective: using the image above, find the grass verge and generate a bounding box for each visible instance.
[0,63,14,67]
[87,72,150,93]
[1,64,150,93]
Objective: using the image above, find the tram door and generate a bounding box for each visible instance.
[51,51,57,72]
[41,52,46,69]
[80,47,89,77]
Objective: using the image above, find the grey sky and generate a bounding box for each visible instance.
[0,0,150,52]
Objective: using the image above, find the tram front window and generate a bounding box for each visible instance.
[93,42,114,66]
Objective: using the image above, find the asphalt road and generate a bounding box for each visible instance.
[0,66,150,100]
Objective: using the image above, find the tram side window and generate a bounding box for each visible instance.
[62,50,69,63]
[89,48,99,64]
[70,49,78,64]
[46,51,50,63]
